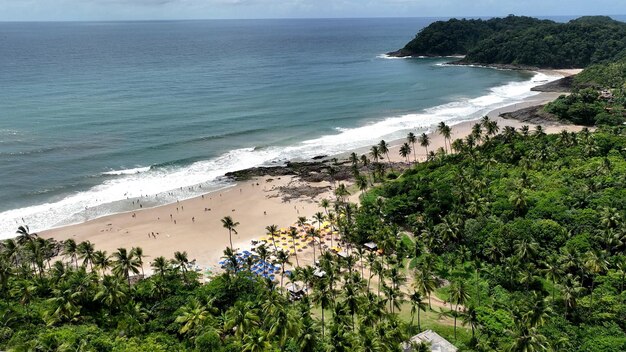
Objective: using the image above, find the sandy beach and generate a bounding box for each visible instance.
[39,70,585,273]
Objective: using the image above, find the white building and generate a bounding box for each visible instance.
[403,330,458,352]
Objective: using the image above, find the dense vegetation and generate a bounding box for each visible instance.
[2,121,626,351]
[358,123,626,351]
[391,15,626,69]
[542,57,626,126]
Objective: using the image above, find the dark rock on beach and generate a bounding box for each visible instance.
[531,76,574,93]
[500,104,568,126]
[224,160,354,183]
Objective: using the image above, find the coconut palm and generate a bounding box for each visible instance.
[335,183,351,203]
[221,216,240,251]
[265,224,279,252]
[541,256,563,301]
[288,227,300,267]
[15,225,37,245]
[151,256,168,279]
[409,290,428,332]
[77,241,95,271]
[93,250,111,276]
[222,247,239,274]
[378,140,392,168]
[225,301,260,339]
[131,247,145,278]
[95,274,129,308]
[407,132,417,162]
[112,247,140,285]
[313,211,326,254]
[584,250,608,305]
[399,142,411,163]
[356,175,368,199]
[413,267,437,309]
[242,328,270,352]
[460,305,480,340]
[486,120,499,138]
[369,145,381,163]
[312,278,333,338]
[173,251,190,283]
[62,239,79,269]
[450,280,470,340]
[418,133,430,158]
[175,298,210,337]
[437,122,451,153]
[276,250,291,288]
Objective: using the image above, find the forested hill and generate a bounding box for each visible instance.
[388,15,626,69]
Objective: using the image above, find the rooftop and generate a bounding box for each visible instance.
[403,330,458,352]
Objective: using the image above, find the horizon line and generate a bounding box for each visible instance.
[1,14,625,23]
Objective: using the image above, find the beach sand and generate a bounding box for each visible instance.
[39,75,585,272]
[41,176,336,273]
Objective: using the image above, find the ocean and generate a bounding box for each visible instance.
[0,18,553,238]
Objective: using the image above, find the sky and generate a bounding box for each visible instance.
[1,0,625,21]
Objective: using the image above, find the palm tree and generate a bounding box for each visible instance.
[77,241,95,271]
[242,329,270,352]
[356,175,368,199]
[369,145,381,163]
[312,278,333,338]
[418,133,430,159]
[409,290,428,332]
[173,251,190,283]
[584,250,608,305]
[276,250,291,288]
[131,247,145,278]
[407,132,418,162]
[175,298,210,337]
[151,256,168,279]
[378,140,392,168]
[93,250,111,276]
[225,301,260,339]
[44,285,81,325]
[256,244,270,276]
[288,227,300,267]
[471,123,483,142]
[112,248,140,285]
[313,211,325,254]
[222,247,239,274]
[265,224,279,252]
[320,198,330,216]
[461,305,480,341]
[399,142,411,163]
[506,319,549,352]
[541,256,563,301]
[221,216,240,251]
[437,122,450,153]
[450,280,470,340]
[15,225,37,245]
[63,239,79,269]
[486,120,499,138]
[335,183,350,203]
[95,275,128,308]
[413,267,437,309]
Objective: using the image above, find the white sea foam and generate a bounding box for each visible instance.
[0,71,561,239]
[376,54,410,60]
[102,166,151,175]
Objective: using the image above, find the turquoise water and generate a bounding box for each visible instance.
[0,18,546,237]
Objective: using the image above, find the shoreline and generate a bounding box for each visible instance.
[34,71,584,271]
